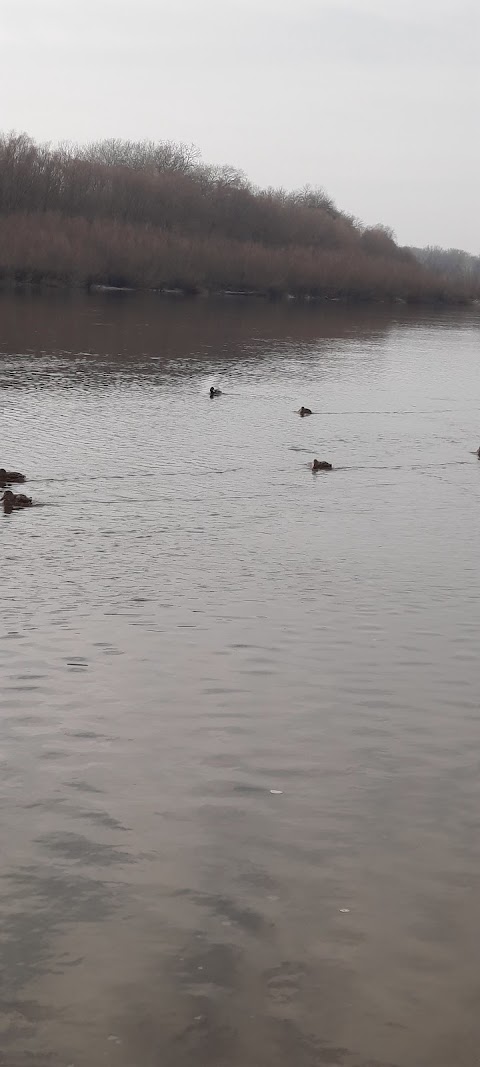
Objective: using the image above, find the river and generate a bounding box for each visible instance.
[1,289,480,1067]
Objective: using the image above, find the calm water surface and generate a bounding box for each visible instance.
[1,291,480,1067]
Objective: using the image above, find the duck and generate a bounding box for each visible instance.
[312,459,333,471]
[477,447,480,459]
[0,468,26,484]
[2,490,33,514]
[209,386,222,398]
[299,406,312,417]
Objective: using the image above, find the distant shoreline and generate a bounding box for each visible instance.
[0,132,475,309]
[0,133,477,307]
[0,278,473,308]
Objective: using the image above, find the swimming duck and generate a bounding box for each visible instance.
[2,490,33,514]
[477,447,480,458]
[299,406,312,417]
[0,468,26,483]
[312,459,333,471]
[209,387,222,398]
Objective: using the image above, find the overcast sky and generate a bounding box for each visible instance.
[1,0,478,251]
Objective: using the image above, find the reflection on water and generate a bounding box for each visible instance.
[1,289,480,1067]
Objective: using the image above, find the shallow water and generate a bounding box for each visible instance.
[1,289,480,1067]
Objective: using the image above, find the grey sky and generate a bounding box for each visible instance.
[2,0,479,251]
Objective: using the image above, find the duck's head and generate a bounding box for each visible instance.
[0,469,6,480]
[2,490,14,503]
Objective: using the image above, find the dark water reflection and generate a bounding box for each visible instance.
[1,290,480,1067]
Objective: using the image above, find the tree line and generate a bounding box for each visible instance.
[0,132,476,303]
[411,246,480,284]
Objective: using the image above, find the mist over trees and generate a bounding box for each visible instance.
[0,132,476,303]
[410,246,480,285]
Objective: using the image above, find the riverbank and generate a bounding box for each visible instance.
[0,213,474,305]
[1,133,477,306]
[0,279,473,307]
